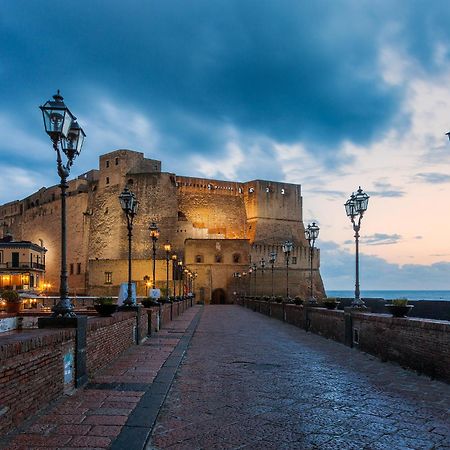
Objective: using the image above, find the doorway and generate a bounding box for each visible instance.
[211,288,227,304]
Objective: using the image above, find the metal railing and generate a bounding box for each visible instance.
[0,262,45,270]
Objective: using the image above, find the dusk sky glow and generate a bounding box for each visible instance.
[2,0,450,289]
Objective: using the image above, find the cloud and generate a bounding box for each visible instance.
[320,240,450,290]
[415,172,450,184]
[363,233,402,246]
[369,180,406,198]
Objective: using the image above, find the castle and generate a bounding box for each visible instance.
[0,149,325,303]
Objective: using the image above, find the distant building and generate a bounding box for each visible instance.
[0,149,325,302]
[0,234,47,291]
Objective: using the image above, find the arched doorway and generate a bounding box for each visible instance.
[211,288,227,304]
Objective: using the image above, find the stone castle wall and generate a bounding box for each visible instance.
[0,149,325,300]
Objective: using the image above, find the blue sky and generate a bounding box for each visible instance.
[2,0,450,289]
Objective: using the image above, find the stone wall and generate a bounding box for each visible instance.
[240,299,450,383]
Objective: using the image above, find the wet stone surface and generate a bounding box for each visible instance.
[149,305,450,450]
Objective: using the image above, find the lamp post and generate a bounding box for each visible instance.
[242,271,248,297]
[260,258,266,296]
[269,252,277,298]
[39,91,85,317]
[282,241,293,299]
[184,268,189,295]
[345,187,370,308]
[178,260,183,297]
[149,222,160,291]
[248,267,253,296]
[252,263,257,296]
[119,187,139,307]
[171,253,178,298]
[305,222,320,305]
[164,242,171,301]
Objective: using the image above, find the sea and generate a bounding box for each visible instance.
[326,290,450,301]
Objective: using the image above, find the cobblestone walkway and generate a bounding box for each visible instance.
[149,305,450,450]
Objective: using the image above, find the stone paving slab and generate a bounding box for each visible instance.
[0,306,201,450]
[149,305,450,450]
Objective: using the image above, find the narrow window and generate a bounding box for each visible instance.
[292,256,297,265]
[115,157,119,165]
[105,272,112,284]
[233,253,241,263]
[215,254,223,263]
[77,263,81,275]
[70,263,74,275]
[106,177,110,185]
[0,250,3,264]
[106,160,110,168]
[195,255,204,263]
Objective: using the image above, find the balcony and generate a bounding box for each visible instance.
[0,262,46,271]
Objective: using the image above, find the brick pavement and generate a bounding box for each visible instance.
[149,305,450,450]
[0,307,200,450]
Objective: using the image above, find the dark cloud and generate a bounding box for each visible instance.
[369,181,406,198]
[415,172,450,184]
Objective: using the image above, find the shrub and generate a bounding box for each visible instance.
[94,297,115,305]
[294,296,303,305]
[1,290,20,303]
[391,298,408,306]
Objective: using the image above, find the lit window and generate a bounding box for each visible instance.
[105,272,112,284]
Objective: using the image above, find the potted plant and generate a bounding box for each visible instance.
[141,297,159,308]
[275,296,283,303]
[94,297,118,316]
[385,298,414,318]
[293,296,303,306]
[322,297,340,310]
[1,290,22,314]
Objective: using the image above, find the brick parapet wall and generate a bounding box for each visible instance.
[0,300,194,436]
[0,329,76,435]
[241,299,450,383]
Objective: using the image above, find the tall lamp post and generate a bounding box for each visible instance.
[305,222,320,305]
[171,253,178,298]
[345,187,370,308]
[149,222,160,290]
[282,241,293,299]
[178,260,183,297]
[260,258,266,296]
[164,242,171,301]
[269,252,277,298]
[39,91,85,317]
[248,267,253,296]
[252,263,257,296]
[119,187,139,307]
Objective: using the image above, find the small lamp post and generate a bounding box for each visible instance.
[143,275,151,297]
[242,271,248,297]
[149,222,160,290]
[164,241,171,301]
[119,187,139,307]
[171,253,178,298]
[248,267,253,296]
[305,222,320,305]
[282,241,293,299]
[252,263,257,296]
[345,187,370,307]
[40,91,85,317]
[268,252,277,298]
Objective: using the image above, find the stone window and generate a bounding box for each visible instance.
[292,257,297,265]
[105,272,112,284]
[233,253,241,263]
[70,263,74,275]
[106,160,110,168]
[106,177,110,185]
[215,254,223,263]
[195,255,204,263]
[249,187,254,193]
[0,250,3,264]
[115,157,119,165]
[128,178,134,186]
[77,263,81,275]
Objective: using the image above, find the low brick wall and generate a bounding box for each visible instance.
[241,298,450,383]
[353,313,450,381]
[0,300,193,436]
[0,328,76,435]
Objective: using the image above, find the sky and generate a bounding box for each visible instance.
[1,0,450,290]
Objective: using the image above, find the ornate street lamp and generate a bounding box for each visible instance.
[305,222,320,305]
[177,260,183,297]
[171,253,178,298]
[164,241,171,301]
[345,187,369,307]
[40,91,85,317]
[119,187,139,307]
[149,222,160,290]
[282,241,293,299]
[268,252,277,298]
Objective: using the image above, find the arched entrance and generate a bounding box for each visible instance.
[211,288,227,304]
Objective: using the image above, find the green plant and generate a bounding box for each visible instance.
[1,290,20,303]
[391,298,408,306]
[275,296,283,303]
[324,297,338,304]
[294,296,303,305]
[94,297,115,305]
